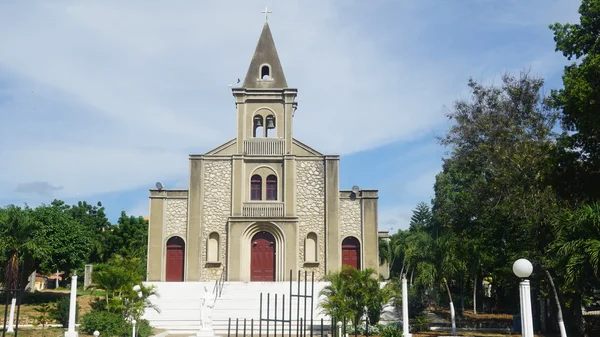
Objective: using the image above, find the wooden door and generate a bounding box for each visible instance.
[166,236,185,282]
[341,236,360,270]
[251,231,276,281]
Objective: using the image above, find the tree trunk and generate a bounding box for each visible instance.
[473,275,477,315]
[410,267,414,286]
[444,279,456,336]
[545,270,567,337]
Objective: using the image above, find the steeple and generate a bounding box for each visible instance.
[242,22,288,89]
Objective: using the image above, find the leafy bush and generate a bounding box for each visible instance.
[80,310,153,337]
[345,322,380,335]
[51,296,79,327]
[135,319,153,337]
[413,313,430,332]
[378,323,403,337]
[80,310,128,337]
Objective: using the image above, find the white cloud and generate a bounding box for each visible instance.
[0,0,580,202]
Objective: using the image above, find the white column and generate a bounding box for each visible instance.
[7,297,16,332]
[132,319,137,337]
[65,275,79,337]
[402,276,412,337]
[519,280,534,337]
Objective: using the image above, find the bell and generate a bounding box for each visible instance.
[254,116,263,127]
[266,118,275,129]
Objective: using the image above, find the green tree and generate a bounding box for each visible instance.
[0,205,47,289]
[409,202,432,231]
[68,200,112,264]
[33,201,94,278]
[549,0,600,202]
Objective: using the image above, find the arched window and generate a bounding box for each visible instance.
[265,115,276,137]
[207,232,220,262]
[266,175,277,200]
[305,232,318,262]
[251,175,262,200]
[253,115,264,138]
[261,65,271,80]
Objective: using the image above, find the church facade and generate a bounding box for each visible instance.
[146,22,380,282]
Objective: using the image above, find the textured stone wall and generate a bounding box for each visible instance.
[201,160,232,281]
[296,160,326,280]
[164,198,188,238]
[339,198,362,239]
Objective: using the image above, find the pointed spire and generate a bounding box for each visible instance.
[242,22,288,89]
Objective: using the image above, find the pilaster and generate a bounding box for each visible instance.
[187,157,204,281]
[324,156,340,273]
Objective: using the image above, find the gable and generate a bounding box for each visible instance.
[292,138,323,156]
[205,139,237,155]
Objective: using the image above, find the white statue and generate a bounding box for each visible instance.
[200,286,214,330]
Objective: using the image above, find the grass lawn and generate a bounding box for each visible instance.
[0,289,101,325]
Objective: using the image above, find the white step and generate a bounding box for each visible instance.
[142,281,331,335]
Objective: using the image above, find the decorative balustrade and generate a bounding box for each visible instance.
[244,138,285,156]
[242,202,285,217]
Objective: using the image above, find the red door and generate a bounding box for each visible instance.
[251,231,276,281]
[341,236,360,270]
[166,237,185,282]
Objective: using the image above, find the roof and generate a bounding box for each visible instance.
[242,22,288,89]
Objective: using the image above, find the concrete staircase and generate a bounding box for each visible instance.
[142,281,331,336]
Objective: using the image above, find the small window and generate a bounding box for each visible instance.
[207,232,220,262]
[261,65,270,80]
[266,175,277,200]
[251,175,262,200]
[305,232,318,262]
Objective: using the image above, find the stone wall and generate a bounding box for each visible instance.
[296,159,326,280]
[164,198,188,238]
[339,198,362,239]
[201,159,232,281]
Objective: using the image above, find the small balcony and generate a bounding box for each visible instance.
[244,138,285,156]
[242,201,284,217]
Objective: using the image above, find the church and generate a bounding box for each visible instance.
[146,21,381,283]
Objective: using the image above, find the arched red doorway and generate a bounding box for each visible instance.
[341,236,360,270]
[165,236,185,282]
[251,231,276,281]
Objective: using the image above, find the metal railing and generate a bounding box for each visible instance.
[212,268,226,305]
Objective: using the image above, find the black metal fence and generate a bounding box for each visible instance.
[227,270,321,337]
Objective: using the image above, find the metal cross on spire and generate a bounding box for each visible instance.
[261,6,272,22]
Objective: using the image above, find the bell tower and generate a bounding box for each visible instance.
[232,21,297,155]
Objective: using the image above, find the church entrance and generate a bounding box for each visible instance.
[341,236,360,270]
[251,231,276,281]
[165,236,185,282]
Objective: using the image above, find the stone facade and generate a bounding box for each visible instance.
[201,160,232,281]
[339,198,362,239]
[296,159,326,280]
[164,198,188,238]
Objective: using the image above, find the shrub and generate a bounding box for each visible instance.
[135,319,153,337]
[379,323,403,337]
[414,313,430,332]
[80,310,128,337]
[51,296,79,327]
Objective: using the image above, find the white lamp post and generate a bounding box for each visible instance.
[93,331,100,337]
[513,259,534,337]
[402,275,411,337]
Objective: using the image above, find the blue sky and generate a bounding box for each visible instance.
[0,0,581,232]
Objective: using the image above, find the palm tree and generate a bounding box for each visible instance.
[0,205,45,332]
[552,202,600,334]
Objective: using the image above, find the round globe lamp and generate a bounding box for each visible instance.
[513,259,533,278]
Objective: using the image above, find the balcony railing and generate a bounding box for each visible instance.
[242,202,285,217]
[244,138,285,156]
